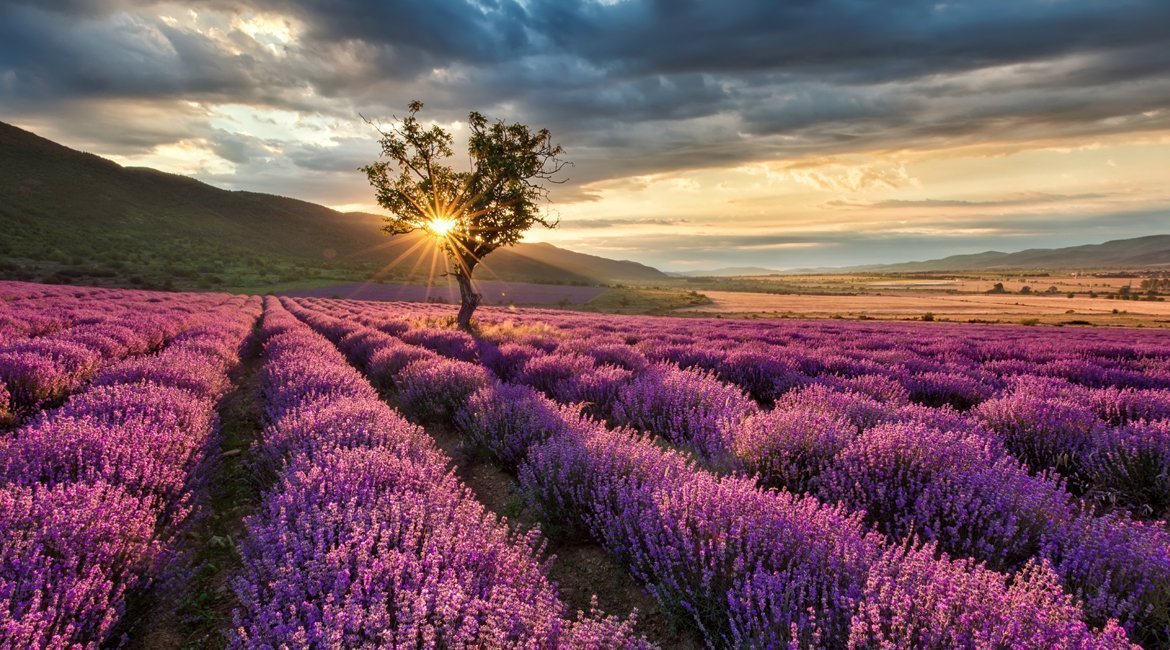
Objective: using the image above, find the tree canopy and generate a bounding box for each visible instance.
[362,101,567,329]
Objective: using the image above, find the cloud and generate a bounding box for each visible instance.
[823,192,1116,210]
[562,217,692,229]
[737,159,918,193]
[4,0,1169,186]
[2,0,1170,269]
[550,206,1170,270]
[286,136,379,172]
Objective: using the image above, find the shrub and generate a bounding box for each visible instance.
[612,364,758,461]
[715,349,808,404]
[976,389,1101,475]
[1083,421,1170,518]
[365,339,439,389]
[1047,510,1170,640]
[395,357,495,424]
[453,384,570,469]
[516,352,597,397]
[819,424,1073,571]
[231,449,570,648]
[850,543,1131,649]
[903,370,998,410]
[734,405,855,493]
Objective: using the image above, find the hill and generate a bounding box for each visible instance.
[854,235,1170,273]
[668,266,784,277]
[0,121,667,290]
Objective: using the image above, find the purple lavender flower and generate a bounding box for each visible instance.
[612,363,757,461]
[1083,420,1170,518]
[734,403,856,493]
[0,383,10,426]
[716,348,809,404]
[0,481,161,648]
[1047,509,1170,640]
[365,338,441,388]
[818,423,1074,571]
[976,387,1102,475]
[453,383,571,469]
[395,357,495,424]
[400,327,480,361]
[850,542,1132,649]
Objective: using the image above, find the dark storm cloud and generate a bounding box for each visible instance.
[286,137,380,173]
[2,0,1170,195]
[0,3,253,101]
[256,0,532,66]
[526,0,1170,81]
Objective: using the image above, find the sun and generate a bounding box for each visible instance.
[426,216,457,238]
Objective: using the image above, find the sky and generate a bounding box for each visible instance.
[1,0,1169,271]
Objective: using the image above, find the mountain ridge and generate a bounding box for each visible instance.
[849,235,1170,273]
[0,120,667,289]
[667,266,785,277]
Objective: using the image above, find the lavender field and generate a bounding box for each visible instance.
[2,279,1169,648]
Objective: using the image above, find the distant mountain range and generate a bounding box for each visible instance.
[673,237,1170,277]
[667,266,784,277]
[853,235,1170,272]
[4,120,1168,288]
[0,121,666,289]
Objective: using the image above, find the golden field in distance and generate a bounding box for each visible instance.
[666,272,1170,328]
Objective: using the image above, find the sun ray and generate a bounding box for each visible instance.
[426,216,457,238]
[367,234,433,283]
[425,243,442,302]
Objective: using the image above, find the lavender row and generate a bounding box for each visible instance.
[397,314,1170,642]
[0,280,121,302]
[0,296,259,648]
[292,298,1170,644]
[736,389,1170,642]
[296,301,1149,502]
[391,302,1170,397]
[499,314,1170,514]
[229,299,647,648]
[283,299,1132,648]
[296,298,1170,502]
[310,298,1170,523]
[285,300,1149,508]
[0,291,237,423]
[0,281,194,344]
[603,369,1170,642]
[975,376,1170,515]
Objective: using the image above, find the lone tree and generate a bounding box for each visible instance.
[362,101,567,330]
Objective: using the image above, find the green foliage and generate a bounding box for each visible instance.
[1,121,680,292]
[583,287,711,315]
[0,123,394,290]
[362,101,567,278]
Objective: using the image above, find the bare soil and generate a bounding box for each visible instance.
[126,334,268,649]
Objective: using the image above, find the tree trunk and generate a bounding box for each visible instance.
[455,272,481,331]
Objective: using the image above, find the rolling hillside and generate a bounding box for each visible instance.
[860,235,1170,272]
[0,121,666,290]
